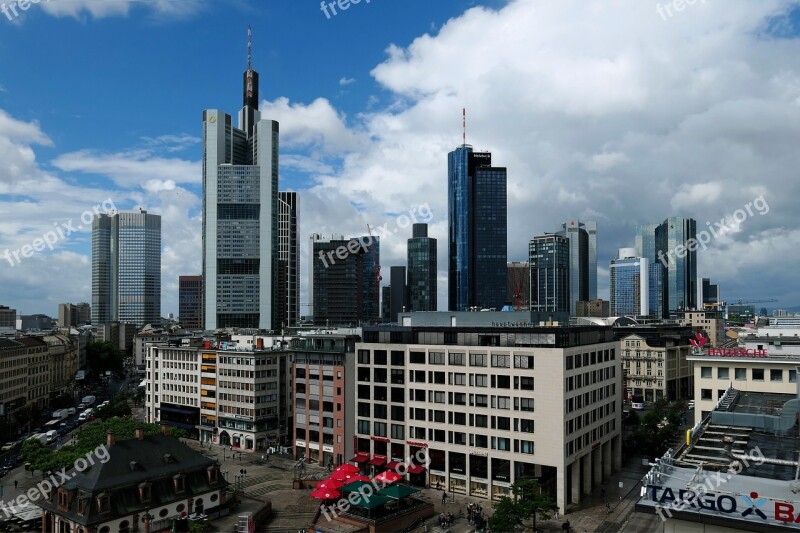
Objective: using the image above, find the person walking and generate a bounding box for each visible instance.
[14,480,18,489]
[442,491,448,505]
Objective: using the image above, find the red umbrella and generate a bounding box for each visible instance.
[374,470,402,484]
[317,478,344,489]
[339,473,371,483]
[331,471,349,482]
[335,463,359,474]
[311,488,341,500]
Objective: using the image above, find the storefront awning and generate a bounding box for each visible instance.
[368,455,387,466]
[407,464,425,475]
[350,452,370,463]
[386,460,402,470]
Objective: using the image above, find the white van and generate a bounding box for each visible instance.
[45,430,57,443]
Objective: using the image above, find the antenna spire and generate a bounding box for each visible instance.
[247,25,252,71]
[462,107,466,146]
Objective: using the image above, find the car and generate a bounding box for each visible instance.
[687,401,695,409]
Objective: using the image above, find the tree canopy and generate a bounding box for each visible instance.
[488,479,556,532]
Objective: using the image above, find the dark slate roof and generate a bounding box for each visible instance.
[36,434,226,526]
[0,337,23,349]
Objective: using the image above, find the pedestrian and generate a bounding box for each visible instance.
[442,491,447,505]
[14,480,18,489]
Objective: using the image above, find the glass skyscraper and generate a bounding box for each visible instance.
[407,223,437,312]
[529,234,570,313]
[448,145,507,311]
[277,191,299,329]
[554,220,597,315]
[92,210,161,327]
[609,248,649,316]
[655,217,697,316]
[202,37,279,330]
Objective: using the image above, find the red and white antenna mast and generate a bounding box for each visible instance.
[462,107,466,146]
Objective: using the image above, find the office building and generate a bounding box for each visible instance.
[634,223,659,263]
[202,31,279,330]
[700,277,720,307]
[19,314,54,331]
[311,236,380,326]
[448,144,507,311]
[554,220,597,315]
[407,223,437,312]
[616,325,694,403]
[57,302,91,328]
[387,266,408,323]
[381,286,391,322]
[609,248,649,317]
[354,319,622,513]
[0,305,15,329]
[728,304,756,325]
[276,191,300,330]
[92,210,162,328]
[655,217,697,315]
[575,300,609,318]
[293,333,359,467]
[529,234,570,314]
[676,310,725,347]
[178,275,202,330]
[507,262,530,311]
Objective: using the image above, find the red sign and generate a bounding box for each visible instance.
[406,440,429,448]
[371,436,390,443]
[705,348,768,358]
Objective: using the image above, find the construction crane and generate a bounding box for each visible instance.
[365,225,381,287]
[732,298,778,305]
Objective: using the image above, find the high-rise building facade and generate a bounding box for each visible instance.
[388,266,408,323]
[277,192,299,330]
[312,236,380,326]
[634,223,659,264]
[655,217,697,316]
[92,210,161,328]
[407,223,437,312]
[700,277,720,307]
[529,235,570,313]
[609,248,649,317]
[554,220,597,315]
[202,32,278,330]
[178,275,203,330]
[448,145,507,311]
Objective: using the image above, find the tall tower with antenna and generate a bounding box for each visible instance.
[203,27,281,330]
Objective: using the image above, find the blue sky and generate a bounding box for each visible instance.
[1,0,800,318]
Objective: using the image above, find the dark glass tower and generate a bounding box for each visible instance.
[312,236,380,326]
[91,214,112,325]
[448,145,507,311]
[529,234,570,313]
[179,275,202,330]
[554,220,597,315]
[655,217,697,316]
[388,266,408,322]
[407,223,437,312]
[276,192,299,330]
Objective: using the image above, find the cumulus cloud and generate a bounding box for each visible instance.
[39,0,206,20]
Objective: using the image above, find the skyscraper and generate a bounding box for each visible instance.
[276,192,299,330]
[507,262,530,311]
[700,277,720,307]
[58,303,89,328]
[609,248,649,316]
[387,266,408,322]
[635,223,659,261]
[448,145,507,311]
[202,28,278,330]
[312,236,380,325]
[655,217,697,316]
[92,210,161,327]
[407,223,437,312]
[554,220,597,315]
[529,234,570,314]
[179,275,202,330]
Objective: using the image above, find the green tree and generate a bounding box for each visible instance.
[86,341,123,374]
[488,479,555,532]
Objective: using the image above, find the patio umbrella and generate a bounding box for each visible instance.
[377,484,420,499]
[344,474,371,483]
[335,463,360,474]
[317,478,344,490]
[374,470,402,484]
[341,480,374,493]
[330,471,349,482]
[311,487,341,500]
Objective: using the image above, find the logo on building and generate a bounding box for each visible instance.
[689,333,707,353]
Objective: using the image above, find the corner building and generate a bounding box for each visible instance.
[354,322,622,514]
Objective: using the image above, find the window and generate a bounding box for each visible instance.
[514,354,533,369]
[374,350,387,365]
[470,353,487,367]
[700,367,712,378]
[453,393,466,405]
[735,368,746,380]
[97,494,110,513]
[429,352,445,365]
[701,389,712,400]
[391,351,404,366]
[358,350,370,364]
[374,422,387,437]
[410,351,425,364]
[790,370,797,383]
[520,419,534,433]
[391,424,404,440]
[520,398,534,412]
[717,367,729,379]
[474,434,488,448]
[475,395,488,408]
[475,375,488,387]
[497,397,510,410]
[454,412,467,425]
[520,440,534,454]
[433,391,446,403]
[357,419,370,434]
[520,376,534,390]
[752,368,765,381]
[452,373,466,386]
[449,352,465,366]
[496,437,510,451]
[475,415,488,427]
[771,369,783,382]
[491,354,510,368]
[497,417,511,430]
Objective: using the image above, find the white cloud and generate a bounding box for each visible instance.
[39,0,206,20]
[339,77,356,86]
[52,149,200,187]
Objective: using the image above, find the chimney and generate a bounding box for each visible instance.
[161,423,170,435]
[106,431,115,447]
[135,427,144,440]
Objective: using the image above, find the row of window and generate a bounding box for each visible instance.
[700,366,797,383]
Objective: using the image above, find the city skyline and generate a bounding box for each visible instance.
[0,1,798,317]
